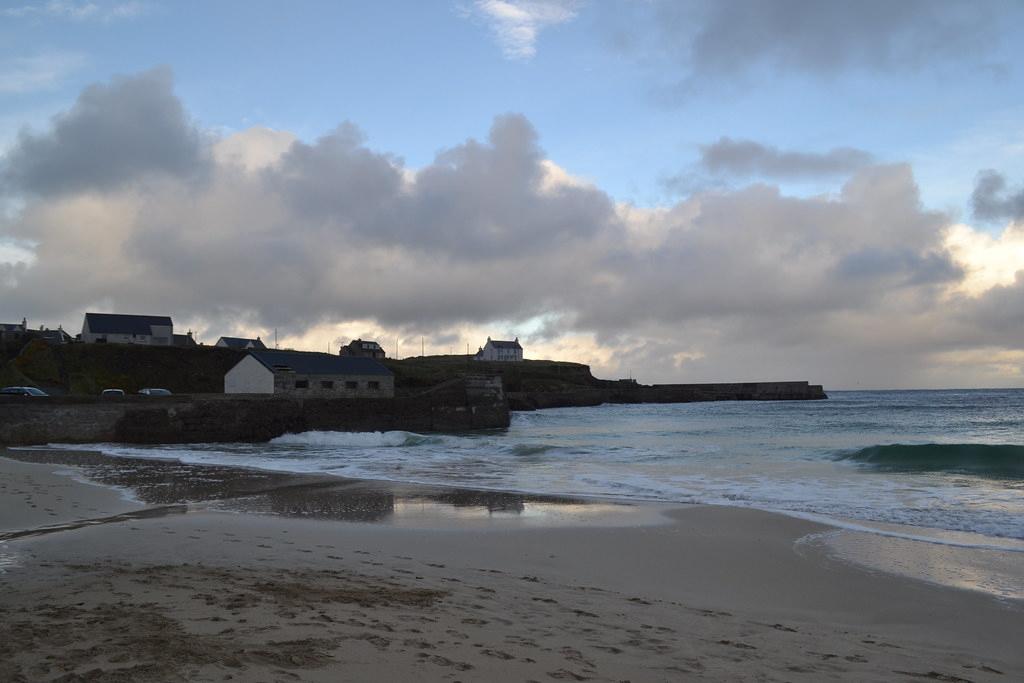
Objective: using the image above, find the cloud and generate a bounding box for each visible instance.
[1,67,209,196]
[944,222,1024,296]
[628,0,1014,95]
[697,137,875,179]
[463,0,580,60]
[971,170,1024,223]
[2,70,1023,388]
[1,1,147,22]
[0,52,87,94]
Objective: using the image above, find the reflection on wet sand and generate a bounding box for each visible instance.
[4,448,655,527]
[819,529,1024,601]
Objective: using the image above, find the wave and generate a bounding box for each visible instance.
[838,443,1024,479]
[269,430,442,448]
[510,444,557,457]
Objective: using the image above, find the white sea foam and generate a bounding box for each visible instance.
[270,430,438,448]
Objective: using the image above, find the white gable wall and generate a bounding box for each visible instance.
[477,340,523,362]
[224,355,275,393]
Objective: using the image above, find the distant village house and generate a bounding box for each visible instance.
[474,337,523,362]
[224,349,394,397]
[339,339,386,359]
[216,336,267,351]
[0,318,28,342]
[40,327,73,345]
[173,332,198,347]
[2,318,73,346]
[81,313,174,346]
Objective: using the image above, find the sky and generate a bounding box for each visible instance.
[1,0,1023,389]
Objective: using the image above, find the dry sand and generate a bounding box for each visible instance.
[1,451,1021,682]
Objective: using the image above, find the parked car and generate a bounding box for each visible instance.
[138,388,172,396]
[100,388,126,397]
[1,386,49,396]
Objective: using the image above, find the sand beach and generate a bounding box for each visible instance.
[1,450,1021,682]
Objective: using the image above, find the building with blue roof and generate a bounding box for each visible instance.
[215,336,267,351]
[224,349,394,397]
[81,312,174,346]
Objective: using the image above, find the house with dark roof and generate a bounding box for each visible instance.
[0,318,28,342]
[474,337,523,362]
[224,349,394,397]
[40,326,73,345]
[215,336,267,351]
[81,313,174,346]
[174,331,198,347]
[339,338,385,359]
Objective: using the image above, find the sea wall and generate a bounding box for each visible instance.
[607,381,827,404]
[0,376,508,446]
[508,380,826,410]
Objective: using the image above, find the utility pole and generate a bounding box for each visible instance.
[421,336,424,357]
[274,328,278,349]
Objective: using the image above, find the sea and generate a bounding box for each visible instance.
[33,388,1024,597]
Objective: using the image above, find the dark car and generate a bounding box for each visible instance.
[1,386,49,396]
[100,388,126,397]
[138,388,172,396]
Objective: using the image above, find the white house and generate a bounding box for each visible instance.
[224,349,394,397]
[81,313,173,345]
[474,337,523,362]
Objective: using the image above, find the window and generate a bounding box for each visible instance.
[368,381,380,390]
[294,379,309,389]
[345,381,358,389]
[321,380,334,389]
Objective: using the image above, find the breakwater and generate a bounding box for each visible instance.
[508,380,826,411]
[0,376,507,446]
[0,374,828,446]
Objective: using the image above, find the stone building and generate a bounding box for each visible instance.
[81,313,174,345]
[474,337,523,362]
[224,349,394,397]
[339,338,386,359]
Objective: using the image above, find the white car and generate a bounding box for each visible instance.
[138,388,172,396]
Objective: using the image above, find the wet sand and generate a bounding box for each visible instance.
[1,450,1021,682]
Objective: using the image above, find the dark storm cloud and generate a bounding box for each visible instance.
[1,67,208,196]
[629,0,1011,95]
[271,122,404,228]
[698,137,874,179]
[266,113,617,258]
[971,170,1024,223]
[835,247,961,285]
[962,273,1024,338]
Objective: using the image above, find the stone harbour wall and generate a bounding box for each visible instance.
[508,380,827,411]
[0,376,508,446]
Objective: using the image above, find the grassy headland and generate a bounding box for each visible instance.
[1,343,824,405]
[1,340,244,395]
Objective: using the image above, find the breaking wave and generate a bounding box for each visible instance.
[269,430,442,448]
[838,444,1024,479]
